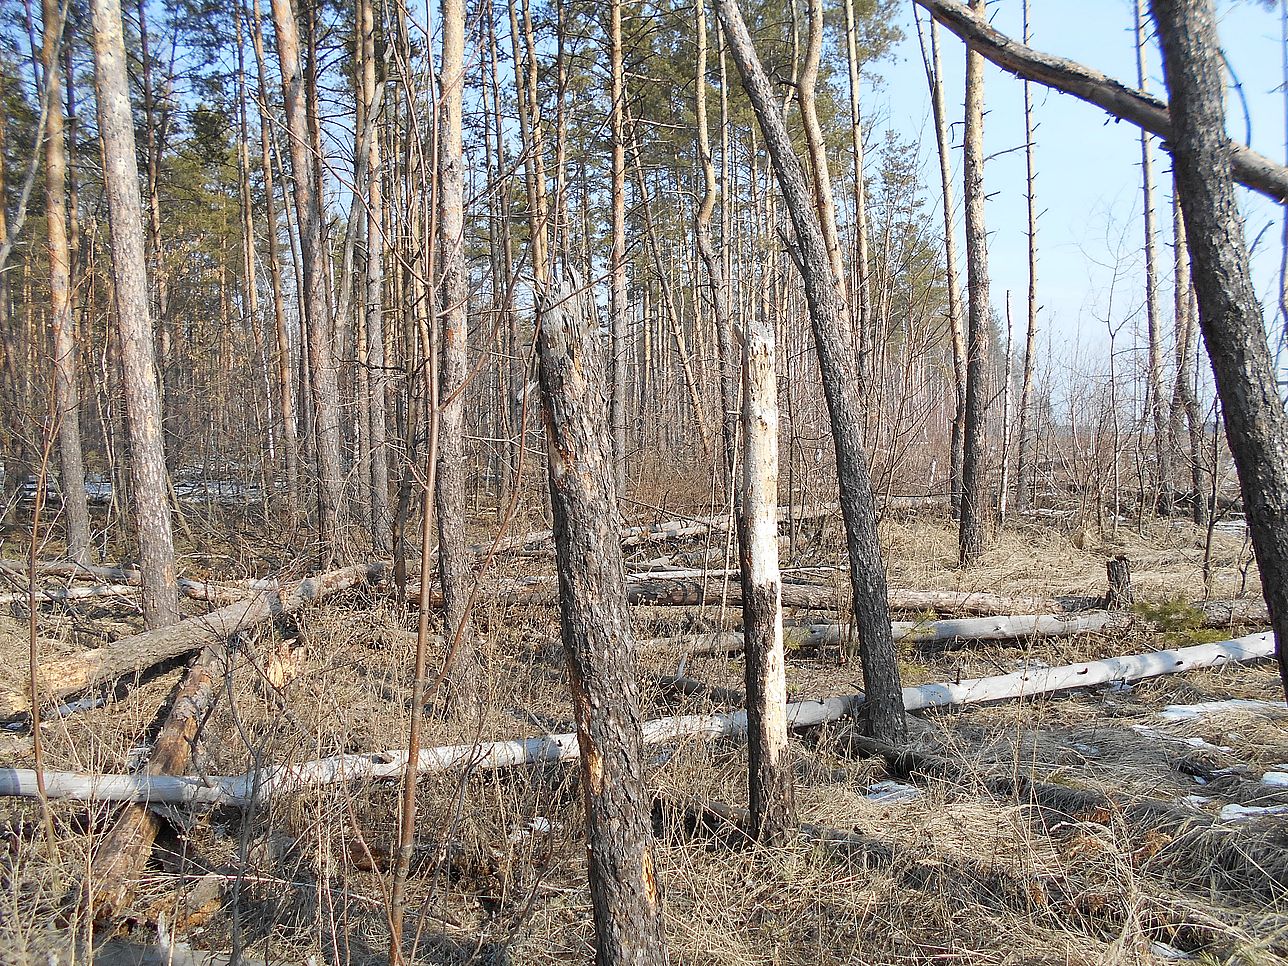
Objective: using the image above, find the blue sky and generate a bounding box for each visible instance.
[862,0,1285,375]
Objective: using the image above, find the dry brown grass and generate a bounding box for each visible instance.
[0,513,1283,965]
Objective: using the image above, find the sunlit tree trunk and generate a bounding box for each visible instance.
[842,0,870,372]
[1168,179,1206,526]
[1151,0,1288,697]
[1013,0,1039,514]
[270,0,345,552]
[715,0,906,742]
[91,0,179,628]
[609,0,628,493]
[43,0,91,564]
[959,0,992,565]
[437,0,481,713]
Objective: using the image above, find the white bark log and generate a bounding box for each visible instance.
[3,633,1270,806]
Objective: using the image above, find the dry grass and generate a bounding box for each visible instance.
[0,513,1283,965]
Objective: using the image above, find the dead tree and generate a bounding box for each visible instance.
[1151,0,1288,698]
[609,0,628,492]
[737,301,796,842]
[90,0,178,628]
[714,0,907,742]
[43,0,91,564]
[913,0,1288,203]
[958,0,991,565]
[1012,0,1038,514]
[536,274,668,964]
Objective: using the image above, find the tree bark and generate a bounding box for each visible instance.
[958,0,992,566]
[714,0,906,742]
[270,0,345,552]
[43,0,91,565]
[737,303,795,842]
[1151,0,1288,698]
[536,273,668,965]
[90,0,179,629]
[436,0,481,714]
[843,0,871,376]
[1013,0,1038,514]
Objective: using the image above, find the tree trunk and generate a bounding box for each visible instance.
[270,0,345,552]
[917,15,967,518]
[90,0,179,630]
[1013,0,1038,514]
[360,0,390,552]
[736,295,795,844]
[608,0,628,492]
[1135,0,1170,517]
[1168,178,1207,527]
[714,0,906,742]
[43,0,91,565]
[798,0,848,305]
[1150,0,1288,699]
[536,274,668,965]
[958,0,992,566]
[695,0,739,492]
[843,0,871,375]
[436,0,480,714]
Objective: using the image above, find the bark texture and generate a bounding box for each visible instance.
[536,274,668,965]
[714,0,906,741]
[1151,0,1288,697]
[90,0,179,628]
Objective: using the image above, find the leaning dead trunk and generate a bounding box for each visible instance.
[1151,0,1288,699]
[714,0,906,742]
[90,0,179,628]
[536,273,668,964]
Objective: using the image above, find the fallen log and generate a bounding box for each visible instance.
[2,633,1270,807]
[808,611,1131,648]
[0,561,386,718]
[80,644,226,924]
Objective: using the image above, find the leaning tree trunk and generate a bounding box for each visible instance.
[90,0,178,629]
[958,0,992,566]
[537,273,668,965]
[1151,0,1288,698]
[270,0,345,553]
[43,0,92,565]
[714,0,906,742]
[436,0,481,715]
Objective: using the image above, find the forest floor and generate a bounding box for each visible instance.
[0,507,1285,965]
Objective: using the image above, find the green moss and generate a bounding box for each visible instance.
[1133,598,1207,632]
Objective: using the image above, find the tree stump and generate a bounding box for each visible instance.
[1105,556,1134,610]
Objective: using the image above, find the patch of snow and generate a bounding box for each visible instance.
[1262,772,1288,787]
[1158,699,1288,722]
[1106,681,1134,693]
[1150,941,1194,961]
[1220,802,1288,822]
[863,780,921,804]
[1071,743,1100,756]
[1131,724,1233,753]
[1179,795,1212,806]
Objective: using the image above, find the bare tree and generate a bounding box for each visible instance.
[958,0,992,565]
[537,275,668,965]
[43,0,91,564]
[437,0,481,713]
[714,0,906,742]
[270,0,345,552]
[1013,0,1039,514]
[90,0,178,627]
[1151,0,1288,697]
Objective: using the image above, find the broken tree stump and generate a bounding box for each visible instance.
[1106,556,1134,610]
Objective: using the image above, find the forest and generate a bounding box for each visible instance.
[1,0,1288,961]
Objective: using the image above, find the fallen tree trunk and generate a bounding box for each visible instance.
[80,643,226,924]
[912,0,1288,203]
[814,611,1131,648]
[0,561,386,718]
[3,633,1270,807]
